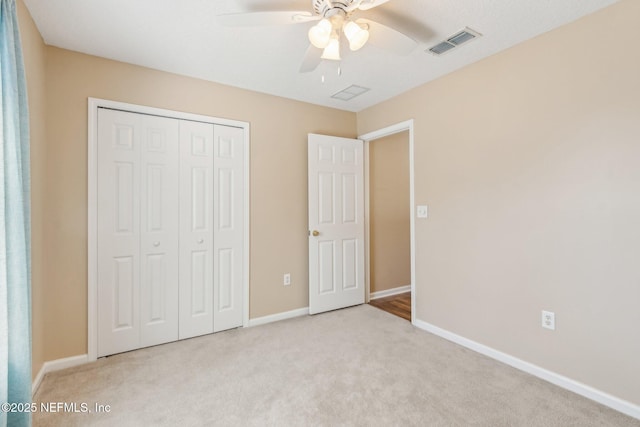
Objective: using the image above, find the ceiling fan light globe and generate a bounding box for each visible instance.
[321,38,341,61]
[308,19,332,49]
[348,30,369,51]
[344,21,369,51]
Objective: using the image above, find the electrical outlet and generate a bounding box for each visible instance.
[541,310,555,330]
[417,205,428,218]
[283,273,291,286]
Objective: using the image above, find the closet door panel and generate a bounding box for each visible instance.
[97,109,142,357]
[213,125,244,332]
[140,115,180,347]
[179,120,215,339]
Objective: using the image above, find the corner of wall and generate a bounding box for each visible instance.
[17,0,49,385]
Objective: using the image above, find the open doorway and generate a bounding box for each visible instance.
[360,121,415,323]
[367,131,411,320]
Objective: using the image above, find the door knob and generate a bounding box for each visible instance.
[197,239,204,244]
[153,242,160,247]
[312,230,320,237]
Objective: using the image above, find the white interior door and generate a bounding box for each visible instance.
[139,115,180,347]
[97,109,180,356]
[179,120,215,339]
[97,109,141,356]
[308,133,365,314]
[212,125,244,332]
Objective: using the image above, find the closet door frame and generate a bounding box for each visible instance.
[87,97,250,362]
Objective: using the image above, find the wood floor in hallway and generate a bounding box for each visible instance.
[368,292,411,321]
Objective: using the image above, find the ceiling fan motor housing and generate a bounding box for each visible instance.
[312,0,355,17]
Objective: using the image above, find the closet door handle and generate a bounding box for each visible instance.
[153,241,160,247]
[197,239,204,244]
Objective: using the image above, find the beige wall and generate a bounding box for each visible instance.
[36,47,355,360]
[358,0,640,405]
[18,0,47,380]
[369,131,411,294]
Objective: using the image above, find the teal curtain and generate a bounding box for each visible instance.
[0,0,32,426]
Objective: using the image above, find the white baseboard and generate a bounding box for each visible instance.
[33,307,311,395]
[32,354,89,396]
[370,285,411,300]
[248,307,309,328]
[413,319,640,420]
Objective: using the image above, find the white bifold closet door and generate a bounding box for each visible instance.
[211,124,244,333]
[97,109,180,356]
[97,108,244,357]
[179,120,215,339]
[178,122,244,339]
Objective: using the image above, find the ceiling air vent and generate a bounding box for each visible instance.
[331,85,370,101]
[429,41,456,55]
[427,27,481,56]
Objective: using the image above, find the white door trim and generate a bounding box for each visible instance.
[359,120,416,324]
[87,97,250,361]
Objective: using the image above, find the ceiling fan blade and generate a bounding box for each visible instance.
[357,18,417,55]
[357,0,391,11]
[217,11,319,27]
[299,45,322,73]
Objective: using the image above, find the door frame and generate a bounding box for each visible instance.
[87,97,250,361]
[359,120,416,324]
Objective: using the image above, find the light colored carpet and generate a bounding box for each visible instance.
[34,305,639,426]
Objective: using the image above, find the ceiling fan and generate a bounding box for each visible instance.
[217,0,417,73]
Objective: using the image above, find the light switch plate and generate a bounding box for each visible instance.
[417,205,428,218]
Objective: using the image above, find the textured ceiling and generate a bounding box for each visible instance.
[23,0,620,112]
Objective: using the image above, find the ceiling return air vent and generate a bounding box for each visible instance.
[427,27,481,56]
[331,84,370,101]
